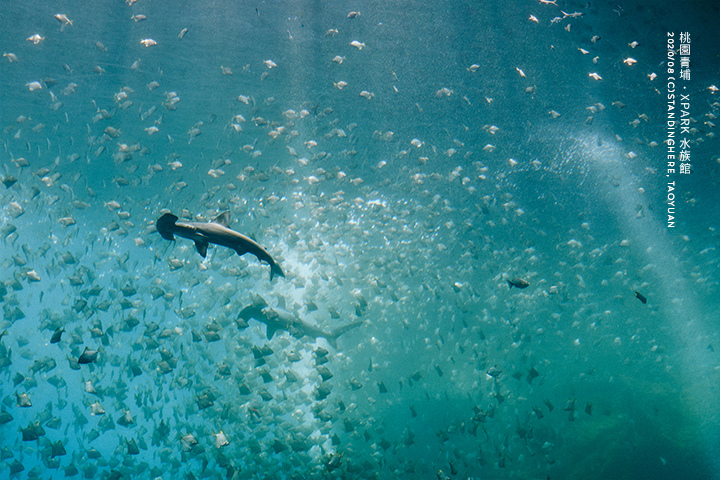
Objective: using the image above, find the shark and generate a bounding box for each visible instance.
[237,296,363,348]
[156,211,284,280]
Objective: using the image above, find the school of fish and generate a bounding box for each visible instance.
[0,1,719,479]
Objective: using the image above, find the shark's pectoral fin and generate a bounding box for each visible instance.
[324,334,338,350]
[194,240,209,257]
[234,246,248,256]
[270,262,284,280]
[265,324,279,340]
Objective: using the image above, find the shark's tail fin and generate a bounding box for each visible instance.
[326,321,363,349]
[156,213,179,241]
[269,261,285,281]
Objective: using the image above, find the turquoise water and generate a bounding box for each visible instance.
[1,1,719,479]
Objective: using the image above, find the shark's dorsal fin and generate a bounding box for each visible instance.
[213,211,231,227]
[250,294,268,309]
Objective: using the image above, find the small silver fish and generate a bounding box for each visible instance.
[507,278,530,289]
[78,347,98,364]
